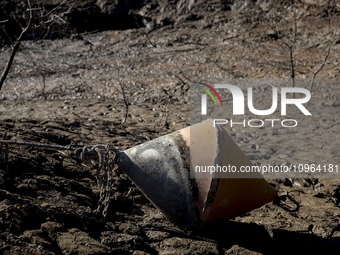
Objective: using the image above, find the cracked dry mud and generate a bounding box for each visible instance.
[1,0,340,254]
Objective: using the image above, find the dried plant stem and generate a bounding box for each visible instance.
[309,22,340,103]
[0,0,32,91]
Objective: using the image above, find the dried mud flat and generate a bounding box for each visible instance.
[0,87,340,255]
[1,0,340,254]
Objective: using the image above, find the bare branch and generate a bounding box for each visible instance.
[131,14,157,48]
[289,45,295,90]
[0,0,33,91]
[117,78,129,125]
[0,42,21,91]
[277,5,299,98]
[292,5,297,44]
[155,98,170,131]
[42,0,70,18]
[0,0,76,93]
[115,49,129,126]
[1,25,14,44]
[309,22,340,97]
[46,14,67,24]
[213,61,244,78]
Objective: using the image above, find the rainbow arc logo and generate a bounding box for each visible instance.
[197,82,222,106]
[197,82,222,115]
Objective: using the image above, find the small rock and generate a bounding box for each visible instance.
[293,182,302,187]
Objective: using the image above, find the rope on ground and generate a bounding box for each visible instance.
[0,139,120,222]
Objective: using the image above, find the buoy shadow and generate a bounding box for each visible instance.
[194,220,340,254]
[150,219,340,254]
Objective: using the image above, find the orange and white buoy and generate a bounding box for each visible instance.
[116,119,294,230]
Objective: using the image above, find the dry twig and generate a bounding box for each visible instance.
[309,22,340,101]
[154,98,170,131]
[0,0,33,91]
[0,0,75,92]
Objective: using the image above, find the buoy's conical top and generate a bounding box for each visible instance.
[117,120,277,230]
